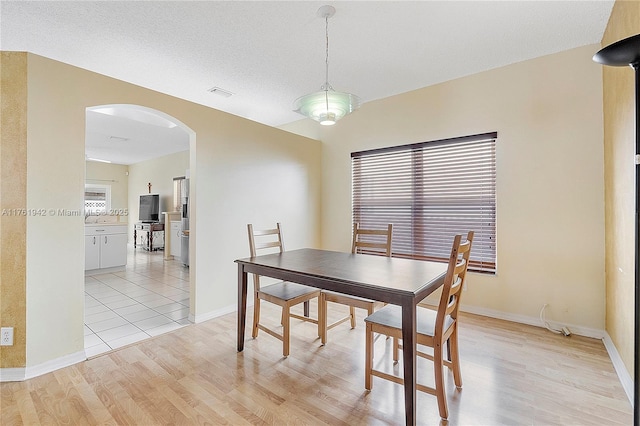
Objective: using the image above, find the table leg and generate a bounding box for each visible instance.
[401,302,417,426]
[319,292,326,344]
[134,229,137,248]
[304,300,310,317]
[237,264,248,352]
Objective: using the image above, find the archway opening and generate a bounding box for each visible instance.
[83,104,195,356]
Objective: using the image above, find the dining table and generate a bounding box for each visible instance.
[235,248,448,426]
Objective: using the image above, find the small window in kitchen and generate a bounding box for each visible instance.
[84,184,111,215]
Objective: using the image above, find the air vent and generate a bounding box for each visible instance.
[208,86,234,98]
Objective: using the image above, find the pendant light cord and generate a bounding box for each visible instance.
[324,13,331,112]
[324,14,330,89]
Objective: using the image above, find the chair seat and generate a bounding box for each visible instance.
[364,304,454,337]
[260,281,319,301]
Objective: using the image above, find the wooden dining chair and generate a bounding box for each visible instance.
[247,223,321,357]
[318,223,392,345]
[363,231,474,420]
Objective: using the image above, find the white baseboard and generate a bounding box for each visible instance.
[85,266,125,276]
[0,368,26,382]
[0,350,86,382]
[460,304,605,339]
[603,332,634,406]
[189,303,237,324]
[460,304,634,406]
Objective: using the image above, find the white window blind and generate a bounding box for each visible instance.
[352,132,497,273]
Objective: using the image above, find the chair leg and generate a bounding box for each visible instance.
[365,322,373,390]
[433,341,449,419]
[367,304,375,316]
[252,297,260,338]
[319,293,327,345]
[392,337,399,363]
[282,306,291,358]
[449,327,462,388]
[349,306,356,328]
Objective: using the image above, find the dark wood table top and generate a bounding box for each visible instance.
[235,248,447,305]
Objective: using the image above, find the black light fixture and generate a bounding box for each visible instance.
[593,33,640,425]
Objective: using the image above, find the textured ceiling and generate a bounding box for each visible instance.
[85,107,190,165]
[1,1,614,163]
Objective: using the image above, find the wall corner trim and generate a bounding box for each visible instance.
[603,332,634,406]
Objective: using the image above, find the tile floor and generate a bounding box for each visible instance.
[84,248,190,357]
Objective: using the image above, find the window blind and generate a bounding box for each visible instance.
[352,132,497,273]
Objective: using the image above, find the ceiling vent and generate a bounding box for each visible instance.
[208,86,234,98]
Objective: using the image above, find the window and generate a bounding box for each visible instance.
[84,184,111,215]
[352,132,497,273]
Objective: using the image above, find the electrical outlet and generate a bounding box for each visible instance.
[1,327,14,346]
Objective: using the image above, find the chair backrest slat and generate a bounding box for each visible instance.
[252,228,280,237]
[254,241,282,250]
[247,222,285,291]
[352,223,393,257]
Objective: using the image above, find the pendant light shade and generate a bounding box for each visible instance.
[294,89,360,126]
[294,5,360,125]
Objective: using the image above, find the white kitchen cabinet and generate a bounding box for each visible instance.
[85,224,128,272]
[85,235,101,270]
[170,221,182,258]
[100,233,128,268]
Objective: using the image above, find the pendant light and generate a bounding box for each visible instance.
[294,5,360,125]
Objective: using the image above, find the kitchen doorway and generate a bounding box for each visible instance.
[84,104,195,356]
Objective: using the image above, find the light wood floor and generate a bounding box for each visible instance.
[1,302,632,425]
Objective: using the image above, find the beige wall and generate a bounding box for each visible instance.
[85,160,129,222]
[189,111,322,320]
[601,0,640,380]
[25,53,87,366]
[1,52,321,369]
[285,44,606,331]
[127,150,189,239]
